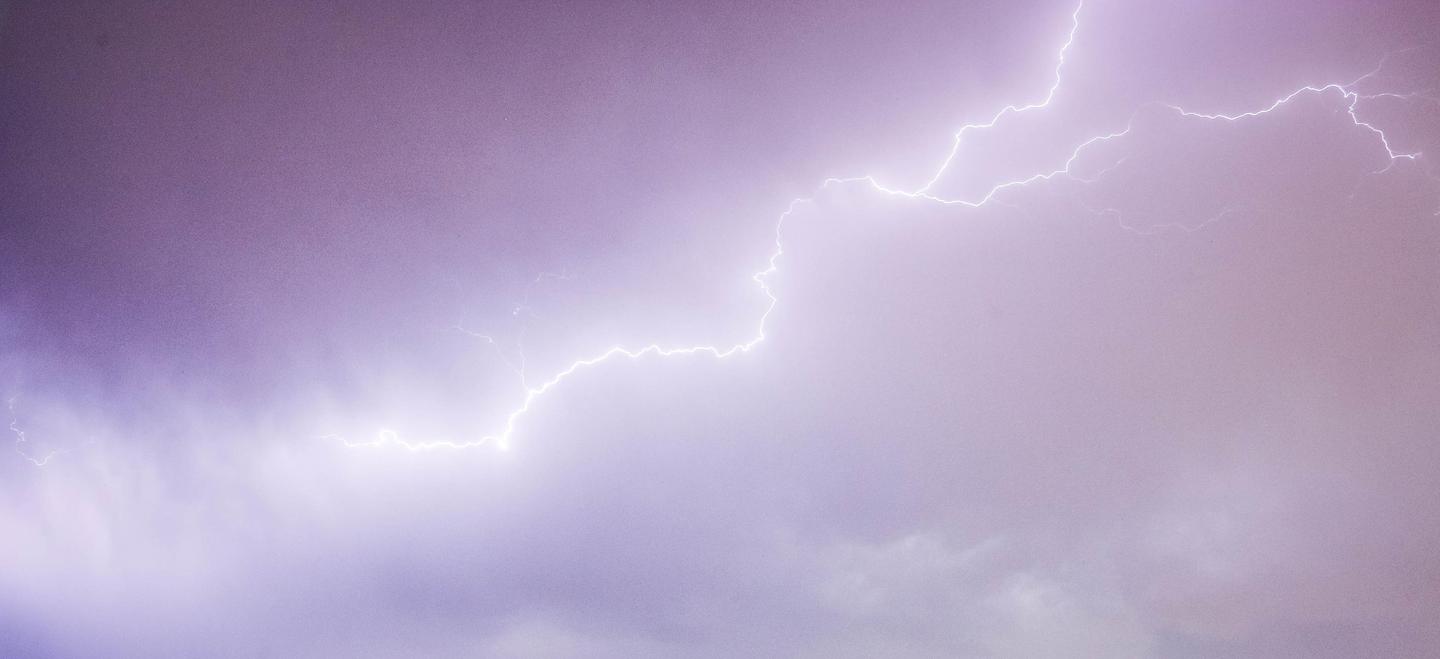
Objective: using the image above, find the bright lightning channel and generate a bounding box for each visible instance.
[332,1,1432,454]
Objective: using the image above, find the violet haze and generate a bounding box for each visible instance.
[2,1,1439,657]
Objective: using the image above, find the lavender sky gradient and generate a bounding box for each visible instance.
[3,0,1440,656]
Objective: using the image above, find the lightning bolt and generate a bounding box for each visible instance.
[314,2,1433,454]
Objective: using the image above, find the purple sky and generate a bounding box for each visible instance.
[3,1,1440,656]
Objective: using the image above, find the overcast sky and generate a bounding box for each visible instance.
[2,1,1439,657]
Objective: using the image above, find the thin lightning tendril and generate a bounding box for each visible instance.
[315,3,1436,454]
[9,398,62,467]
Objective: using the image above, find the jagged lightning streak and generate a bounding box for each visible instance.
[1163,86,1417,169]
[335,1,1433,455]
[339,196,794,451]
[1147,48,1437,220]
[916,3,1083,195]
[334,3,1089,453]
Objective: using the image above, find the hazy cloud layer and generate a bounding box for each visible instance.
[2,1,1439,657]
